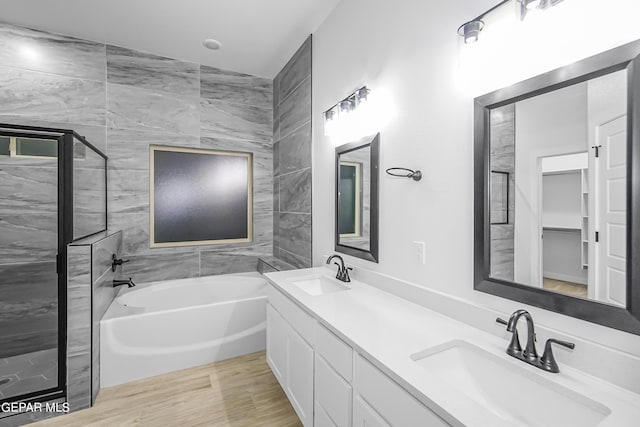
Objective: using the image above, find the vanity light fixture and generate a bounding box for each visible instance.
[458,0,565,43]
[517,0,564,20]
[458,20,485,44]
[457,0,509,44]
[356,87,370,102]
[324,109,336,121]
[340,98,354,113]
[522,0,542,10]
[323,86,370,124]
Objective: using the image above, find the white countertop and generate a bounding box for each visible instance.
[265,267,640,427]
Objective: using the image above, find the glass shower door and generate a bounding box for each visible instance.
[0,131,64,403]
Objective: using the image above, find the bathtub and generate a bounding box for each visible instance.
[100,272,267,387]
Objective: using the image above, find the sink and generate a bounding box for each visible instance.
[291,275,349,296]
[411,340,610,427]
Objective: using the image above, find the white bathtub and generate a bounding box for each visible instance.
[100,272,267,387]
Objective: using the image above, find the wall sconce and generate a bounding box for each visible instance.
[517,0,564,20]
[457,0,565,43]
[323,86,370,134]
[326,87,368,118]
[458,20,485,44]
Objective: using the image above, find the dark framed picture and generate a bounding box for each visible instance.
[150,145,253,247]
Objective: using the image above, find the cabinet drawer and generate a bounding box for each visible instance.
[315,402,337,427]
[315,354,352,427]
[353,395,390,427]
[354,354,449,427]
[315,324,353,381]
[266,283,316,345]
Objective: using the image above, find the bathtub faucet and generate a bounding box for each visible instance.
[113,278,136,288]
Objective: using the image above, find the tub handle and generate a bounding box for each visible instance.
[112,254,130,272]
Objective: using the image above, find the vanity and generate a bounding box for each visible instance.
[264,266,640,427]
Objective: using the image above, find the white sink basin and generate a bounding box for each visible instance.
[291,275,349,296]
[411,340,610,427]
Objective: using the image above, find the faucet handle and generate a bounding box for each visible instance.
[540,338,575,373]
[496,317,508,326]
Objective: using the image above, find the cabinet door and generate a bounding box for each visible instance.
[286,325,315,426]
[315,354,352,427]
[353,395,391,427]
[266,304,287,384]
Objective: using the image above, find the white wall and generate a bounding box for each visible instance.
[313,0,640,362]
[513,83,588,286]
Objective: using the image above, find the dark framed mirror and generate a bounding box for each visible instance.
[474,40,640,335]
[336,133,379,262]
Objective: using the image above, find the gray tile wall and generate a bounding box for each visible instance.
[0,22,274,284]
[66,246,92,411]
[90,231,122,403]
[273,36,313,268]
[66,230,122,410]
[490,104,516,281]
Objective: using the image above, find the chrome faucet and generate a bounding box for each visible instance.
[496,309,575,373]
[326,254,352,283]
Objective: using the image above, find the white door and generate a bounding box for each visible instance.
[596,116,627,307]
[286,325,314,426]
[266,304,287,384]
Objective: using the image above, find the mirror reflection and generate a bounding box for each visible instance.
[336,133,379,262]
[489,69,628,307]
[339,146,371,251]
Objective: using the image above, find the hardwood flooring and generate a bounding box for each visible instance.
[31,351,302,427]
[543,277,588,299]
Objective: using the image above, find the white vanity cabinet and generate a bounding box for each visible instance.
[314,325,354,427]
[266,285,316,426]
[353,395,391,427]
[266,283,450,427]
[353,354,449,427]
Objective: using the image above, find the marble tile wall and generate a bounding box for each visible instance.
[90,231,122,403]
[273,36,313,268]
[490,104,516,281]
[66,231,122,410]
[0,22,275,285]
[66,245,92,411]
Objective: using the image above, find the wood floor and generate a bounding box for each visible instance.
[543,277,588,299]
[31,351,302,427]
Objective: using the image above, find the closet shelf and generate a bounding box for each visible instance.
[543,226,581,232]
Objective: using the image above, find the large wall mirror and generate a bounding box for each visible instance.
[336,133,379,262]
[474,40,640,334]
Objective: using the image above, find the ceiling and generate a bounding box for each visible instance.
[0,0,342,78]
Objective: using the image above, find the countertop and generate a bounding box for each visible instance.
[265,267,640,427]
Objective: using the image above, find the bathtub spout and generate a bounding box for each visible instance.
[113,278,136,288]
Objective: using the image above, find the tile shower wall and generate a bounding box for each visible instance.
[273,36,313,268]
[489,104,516,281]
[0,22,273,283]
[66,231,122,411]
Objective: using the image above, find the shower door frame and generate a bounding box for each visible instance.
[0,123,108,406]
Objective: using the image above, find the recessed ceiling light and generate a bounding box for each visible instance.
[202,39,222,50]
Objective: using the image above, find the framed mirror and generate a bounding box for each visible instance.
[336,133,379,262]
[474,40,640,334]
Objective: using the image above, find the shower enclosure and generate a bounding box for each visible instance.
[0,123,106,406]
